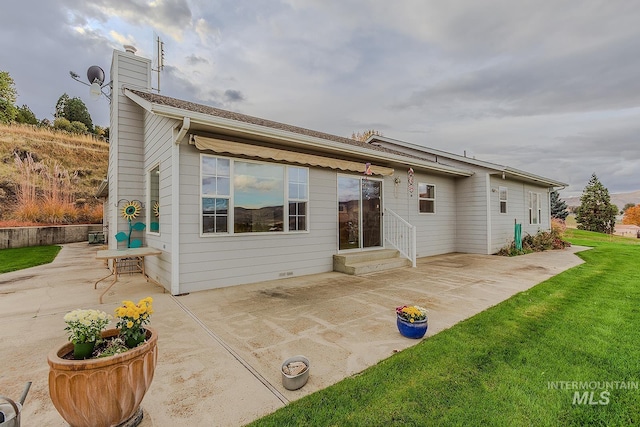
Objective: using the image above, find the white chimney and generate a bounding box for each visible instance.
[123,45,137,55]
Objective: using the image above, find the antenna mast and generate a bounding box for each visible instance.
[152,33,165,93]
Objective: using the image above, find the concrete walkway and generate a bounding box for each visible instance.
[0,243,588,426]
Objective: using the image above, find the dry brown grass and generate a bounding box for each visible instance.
[13,200,40,223]
[0,123,108,223]
[1,123,107,148]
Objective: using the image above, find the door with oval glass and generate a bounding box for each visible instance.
[338,176,382,250]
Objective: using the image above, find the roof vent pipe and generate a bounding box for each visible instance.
[123,45,137,54]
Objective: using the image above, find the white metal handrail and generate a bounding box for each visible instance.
[383,208,416,267]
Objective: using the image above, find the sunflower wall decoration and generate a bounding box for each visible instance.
[122,201,142,221]
[115,200,146,248]
[150,201,160,233]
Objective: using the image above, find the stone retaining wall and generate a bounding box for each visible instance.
[0,225,104,249]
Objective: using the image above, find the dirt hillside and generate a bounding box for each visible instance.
[0,123,109,220]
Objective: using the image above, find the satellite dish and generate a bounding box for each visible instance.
[70,64,111,101]
[87,65,105,85]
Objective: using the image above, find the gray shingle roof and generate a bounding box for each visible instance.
[129,89,417,158]
[126,90,563,185]
[130,89,378,151]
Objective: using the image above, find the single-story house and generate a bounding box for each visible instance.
[105,47,566,295]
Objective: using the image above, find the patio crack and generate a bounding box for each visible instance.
[171,295,289,405]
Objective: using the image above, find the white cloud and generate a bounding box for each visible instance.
[109,30,137,47]
[1,0,639,198]
[194,18,219,45]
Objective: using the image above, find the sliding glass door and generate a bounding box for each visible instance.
[338,176,382,250]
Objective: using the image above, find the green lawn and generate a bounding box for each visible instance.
[250,230,640,426]
[0,245,62,273]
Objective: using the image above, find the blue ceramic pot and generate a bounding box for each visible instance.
[396,315,428,339]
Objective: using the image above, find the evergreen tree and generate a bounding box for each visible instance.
[54,93,93,132]
[550,191,568,220]
[15,104,38,124]
[575,173,618,234]
[0,70,18,123]
[64,97,93,132]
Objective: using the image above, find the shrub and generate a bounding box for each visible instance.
[53,117,73,132]
[70,121,88,134]
[497,227,570,256]
[551,218,567,235]
[76,203,103,224]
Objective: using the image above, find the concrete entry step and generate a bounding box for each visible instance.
[333,249,412,275]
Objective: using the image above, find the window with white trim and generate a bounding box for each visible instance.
[499,186,507,214]
[288,167,308,231]
[202,157,230,233]
[529,192,541,225]
[418,183,436,213]
[201,155,308,234]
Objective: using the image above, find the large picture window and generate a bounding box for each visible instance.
[418,183,436,213]
[201,155,308,235]
[234,161,284,233]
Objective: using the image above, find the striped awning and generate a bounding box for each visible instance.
[191,135,394,176]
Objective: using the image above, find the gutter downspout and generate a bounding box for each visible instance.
[171,117,190,295]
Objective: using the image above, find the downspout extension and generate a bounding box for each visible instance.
[171,117,190,295]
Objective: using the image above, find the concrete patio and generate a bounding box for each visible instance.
[0,243,587,426]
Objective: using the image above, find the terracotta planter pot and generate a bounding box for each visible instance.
[47,327,157,427]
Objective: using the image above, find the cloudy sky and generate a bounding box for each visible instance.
[2,0,639,197]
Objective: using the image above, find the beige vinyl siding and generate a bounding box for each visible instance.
[454,173,488,254]
[489,177,525,253]
[364,140,490,254]
[140,112,174,289]
[108,50,151,252]
[383,172,410,220]
[176,145,338,292]
[488,178,551,253]
[384,171,457,257]
[522,185,550,235]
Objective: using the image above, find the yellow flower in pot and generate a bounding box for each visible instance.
[115,297,154,348]
[395,305,428,339]
[48,302,158,427]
